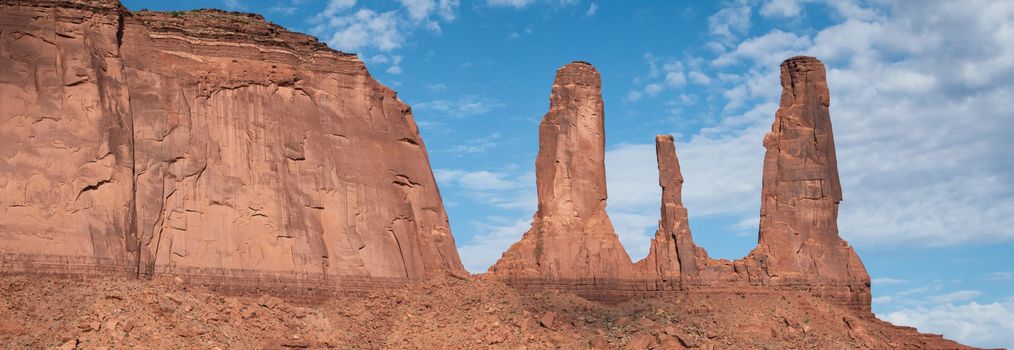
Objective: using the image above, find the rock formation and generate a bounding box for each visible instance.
[633,135,704,286]
[0,0,464,295]
[744,56,870,310]
[490,62,635,284]
[491,57,871,313]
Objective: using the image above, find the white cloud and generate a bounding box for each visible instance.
[389,56,403,74]
[625,90,643,102]
[759,0,812,18]
[987,272,1013,280]
[881,299,1014,348]
[317,9,403,52]
[927,290,984,304]
[644,83,663,96]
[414,96,504,117]
[323,0,356,16]
[628,57,688,102]
[397,0,459,32]
[688,71,711,85]
[457,217,533,272]
[665,73,688,88]
[603,144,662,259]
[486,0,537,8]
[457,171,515,190]
[309,0,459,73]
[399,0,436,21]
[713,29,812,67]
[268,6,298,15]
[708,3,751,42]
[872,295,893,304]
[435,169,536,211]
[446,133,501,155]
[872,277,908,286]
[424,83,448,92]
[586,3,598,17]
[223,0,244,10]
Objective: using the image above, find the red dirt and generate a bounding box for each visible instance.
[0,274,971,349]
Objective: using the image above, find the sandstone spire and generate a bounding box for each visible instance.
[490,62,632,280]
[748,56,869,304]
[636,135,699,284]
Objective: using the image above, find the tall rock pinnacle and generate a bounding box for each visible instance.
[635,135,700,284]
[749,56,869,307]
[490,62,633,280]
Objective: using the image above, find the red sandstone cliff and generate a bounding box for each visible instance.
[0,0,464,293]
[490,57,871,313]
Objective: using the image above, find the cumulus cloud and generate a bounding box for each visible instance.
[309,0,460,74]
[881,299,1014,348]
[315,9,404,52]
[688,71,710,85]
[712,29,812,66]
[627,55,689,103]
[708,3,751,42]
[759,0,812,17]
[435,169,536,212]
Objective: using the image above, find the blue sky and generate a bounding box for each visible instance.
[123,0,1014,347]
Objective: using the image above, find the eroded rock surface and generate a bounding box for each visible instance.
[633,135,703,286]
[490,62,634,285]
[490,57,871,313]
[0,0,463,294]
[744,56,871,311]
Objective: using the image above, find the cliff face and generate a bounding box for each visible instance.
[0,0,464,293]
[490,57,871,313]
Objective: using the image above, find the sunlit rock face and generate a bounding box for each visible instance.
[491,57,871,313]
[489,62,635,292]
[746,56,871,312]
[0,0,463,295]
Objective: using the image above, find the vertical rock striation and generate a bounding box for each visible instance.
[0,0,137,275]
[490,62,634,284]
[634,135,702,286]
[744,56,870,310]
[0,0,464,296]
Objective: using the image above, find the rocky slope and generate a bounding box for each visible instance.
[0,274,974,349]
[0,0,463,294]
[491,57,869,313]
